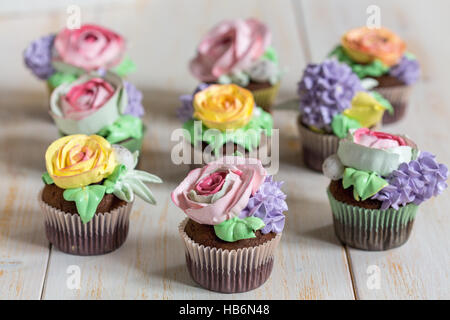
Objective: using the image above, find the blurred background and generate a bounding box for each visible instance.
[0,0,448,300]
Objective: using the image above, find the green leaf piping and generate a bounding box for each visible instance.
[42,172,54,185]
[112,56,136,77]
[63,185,107,224]
[370,91,394,115]
[97,115,143,144]
[342,167,388,201]
[331,114,361,138]
[214,216,265,242]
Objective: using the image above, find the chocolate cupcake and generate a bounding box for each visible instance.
[189,18,283,112]
[177,83,273,169]
[50,71,145,154]
[172,156,287,293]
[330,27,420,124]
[323,128,448,251]
[38,134,162,255]
[298,59,392,172]
[23,24,136,95]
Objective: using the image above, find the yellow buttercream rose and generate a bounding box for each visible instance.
[45,134,116,189]
[341,27,406,67]
[193,84,254,131]
[343,92,386,128]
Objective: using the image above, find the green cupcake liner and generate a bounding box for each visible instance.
[327,189,419,251]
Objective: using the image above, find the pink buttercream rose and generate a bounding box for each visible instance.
[60,78,115,120]
[53,24,125,71]
[353,128,406,150]
[190,18,271,82]
[171,157,266,225]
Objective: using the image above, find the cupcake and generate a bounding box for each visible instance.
[50,71,145,153]
[323,128,448,250]
[330,27,420,124]
[24,23,135,94]
[39,134,162,255]
[177,83,273,168]
[298,59,392,172]
[189,18,282,112]
[172,156,287,293]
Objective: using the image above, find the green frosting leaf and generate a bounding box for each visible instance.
[103,164,162,204]
[42,172,54,185]
[97,115,143,144]
[112,56,136,77]
[214,216,265,242]
[330,45,390,79]
[262,46,278,64]
[47,72,78,89]
[183,107,273,156]
[63,185,107,224]
[331,114,361,138]
[342,167,388,201]
[370,91,394,115]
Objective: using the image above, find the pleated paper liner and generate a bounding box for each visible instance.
[249,82,281,113]
[187,133,272,171]
[297,117,340,172]
[375,85,412,124]
[327,189,419,251]
[178,218,281,293]
[38,190,133,256]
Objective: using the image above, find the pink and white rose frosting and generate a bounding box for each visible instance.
[171,157,266,225]
[53,24,125,71]
[60,78,115,120]
[190,18,271,82]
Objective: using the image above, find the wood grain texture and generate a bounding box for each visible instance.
[0,0,448,300]
[299,0,450,299]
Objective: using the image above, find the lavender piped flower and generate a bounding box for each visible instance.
[373,152,448,210]
[177,83,210,122]
[240,176,288,234]
[298,59,364,130]
[23,34,56,80]
[389,55,420,85]
[123,81,145,117]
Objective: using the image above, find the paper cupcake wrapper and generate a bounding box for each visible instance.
[297,119,340,172]
[188,133,271,171]
[375,85,412,124]
[249,82,281,113]
[327,189,418,251]
[178,218,281,293]
[38,190,133,256]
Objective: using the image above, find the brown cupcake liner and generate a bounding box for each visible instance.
[38,190,133,256]
[297,117,340,172]
[178,218,281,293]
[327,189,418,251]
[187,133,271,171]
[375,85,412,124]
[249,82,281,113]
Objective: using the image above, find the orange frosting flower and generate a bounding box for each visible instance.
[341,27,406,67]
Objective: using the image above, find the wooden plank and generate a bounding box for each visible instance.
[0,93,53,299]
[39,0,355,299]
[299,0,450,299]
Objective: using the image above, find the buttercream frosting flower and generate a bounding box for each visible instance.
[193,84,254,131]
[53,24,125,72]
[343,91,390,128]
[190,18,271,82]
[50,72,127,135]
[171,156,266,225]
[341,27,406,67]
[337,128,416,176]
[45,134,116,189]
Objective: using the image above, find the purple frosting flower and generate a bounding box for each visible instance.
[23,34,56,80]
[298,59,363,129]
[123,81,145,117]
[177,83,210,122]
[389,55,420,85]
[373,152,448,210]
[240,176,288,234]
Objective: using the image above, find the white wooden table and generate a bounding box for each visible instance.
[0,0,448,300]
